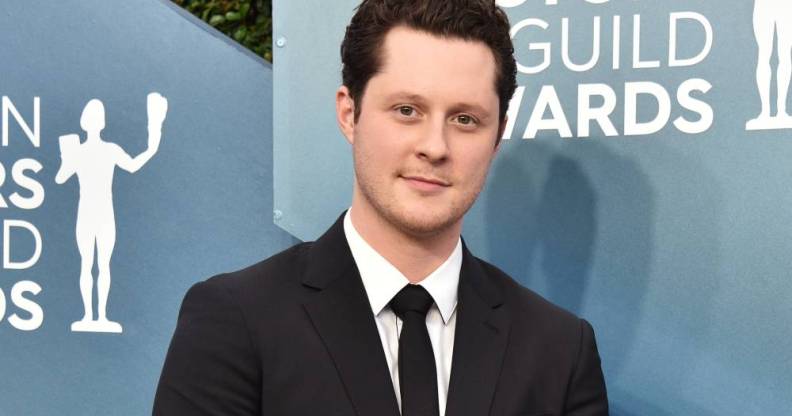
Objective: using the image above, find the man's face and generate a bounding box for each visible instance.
[338,26,502,237]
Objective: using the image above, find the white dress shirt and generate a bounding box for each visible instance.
[343,210,461,416]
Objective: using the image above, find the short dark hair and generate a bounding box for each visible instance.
[340,0,517,124]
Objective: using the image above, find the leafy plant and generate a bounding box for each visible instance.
[172,0,273,62]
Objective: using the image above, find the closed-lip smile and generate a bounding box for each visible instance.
[401,175,451,187]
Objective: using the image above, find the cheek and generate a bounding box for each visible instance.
[353,132,397,176]
[355,125,409,163]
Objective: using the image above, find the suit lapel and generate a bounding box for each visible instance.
[302,214,401,416]
[445,243,511,416]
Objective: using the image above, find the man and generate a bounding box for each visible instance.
[154,1,608,415]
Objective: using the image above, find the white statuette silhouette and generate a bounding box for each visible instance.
[746,0,792,130]
[56,93,168,334]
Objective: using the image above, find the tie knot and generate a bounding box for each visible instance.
[390,284,434,318]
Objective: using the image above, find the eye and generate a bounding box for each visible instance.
[397,105,416,117]
[453,114,478,126]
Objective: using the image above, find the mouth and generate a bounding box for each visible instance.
[400,175,451,192]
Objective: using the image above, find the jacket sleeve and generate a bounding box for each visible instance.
[153,277,261,416]
[564,319,609,415]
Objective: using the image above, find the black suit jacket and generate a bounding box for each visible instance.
[153,214,608,415]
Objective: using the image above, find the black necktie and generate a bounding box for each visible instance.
[389,284,439,416]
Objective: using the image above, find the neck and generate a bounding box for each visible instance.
[86,132,101,142]
[349,189,461,284]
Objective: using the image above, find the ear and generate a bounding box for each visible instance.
[336,85,356,145]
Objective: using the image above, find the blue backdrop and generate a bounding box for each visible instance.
[2,0,791,415]
[0,1,295,415]
[273,0,792,414]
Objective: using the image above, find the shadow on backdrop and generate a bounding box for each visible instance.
[484,139,652,378]
[535,155,597,313]
[484,138,723,414]
[483,139,650,405]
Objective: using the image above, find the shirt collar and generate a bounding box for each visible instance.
[343,209,461,324]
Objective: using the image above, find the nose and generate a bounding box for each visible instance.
[415,117,449,163]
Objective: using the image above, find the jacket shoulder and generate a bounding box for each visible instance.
[201,241,313,295]
[154,244,316,415]
[472,257,608,412]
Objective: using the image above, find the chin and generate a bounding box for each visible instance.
[357,178,477,237]
[386,204,463,237]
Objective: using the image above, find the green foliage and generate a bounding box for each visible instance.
[173,0,273,62]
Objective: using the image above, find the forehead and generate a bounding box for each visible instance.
[370,26,498,105]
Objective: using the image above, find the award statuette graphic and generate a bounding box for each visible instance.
[746,0,792,130]
[56,92,168,334]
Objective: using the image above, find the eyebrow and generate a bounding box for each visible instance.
[385,92,494,120]
[385,92,430,106]
[448,102,493,121]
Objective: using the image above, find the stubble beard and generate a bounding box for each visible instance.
[355,167,483,239]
